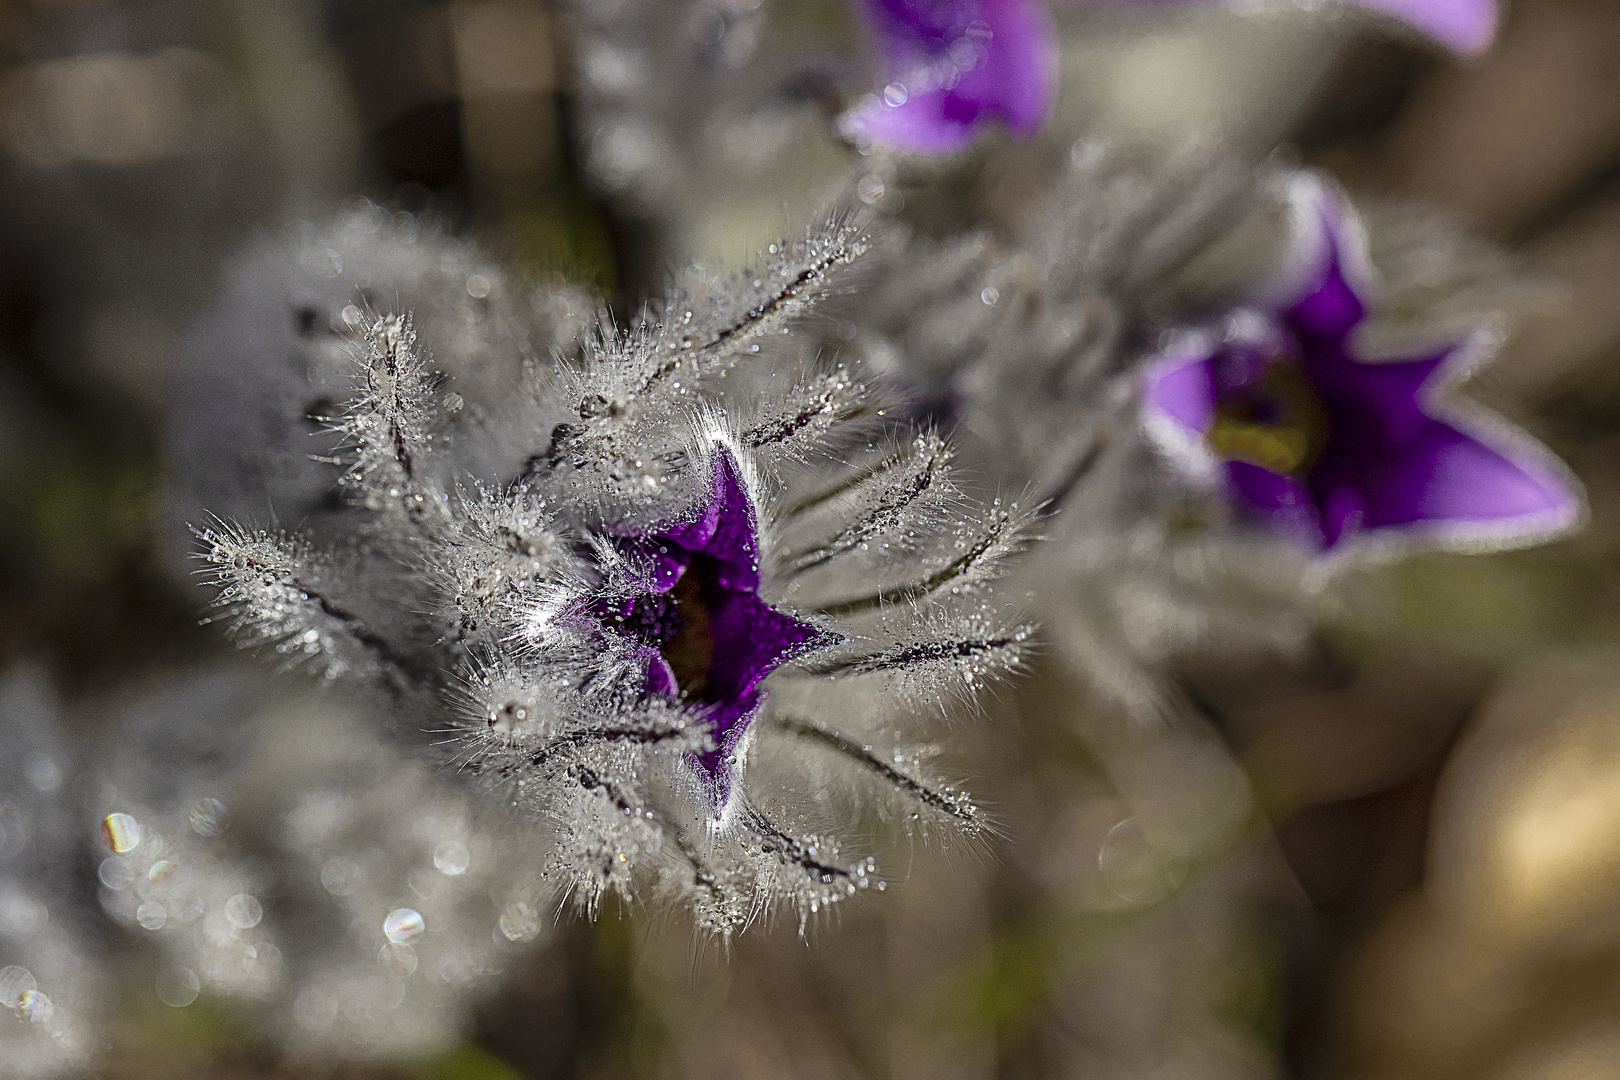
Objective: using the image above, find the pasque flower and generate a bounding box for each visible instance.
[1141,173,1581,554]
[197,217,1033,934]
[842,0,1497,153]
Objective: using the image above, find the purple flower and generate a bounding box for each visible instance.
[1119,0,1496,52]
[1322,0,1498,53]
[589,445,836,813]
[842,0,1496,154]
[841,0,1058,154]
[1141,174,1581,554]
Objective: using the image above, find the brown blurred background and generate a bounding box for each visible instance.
[4,1,1620,1078]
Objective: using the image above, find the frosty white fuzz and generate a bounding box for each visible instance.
[91,671,549,1063]
[0,670,103,1079]
[565,0,837,222]
[196,215,1032,937]
[165,202,590,573]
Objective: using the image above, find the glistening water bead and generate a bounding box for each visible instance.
[383,908,425,944]
[100,812,141,853]
[0,965,37,1009]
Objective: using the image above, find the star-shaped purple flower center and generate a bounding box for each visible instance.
[589,446,834,814]
[1142,175,1580,553]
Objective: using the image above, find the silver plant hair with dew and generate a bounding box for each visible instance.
[565,0,844,227]
[849,138,1554,723]
[0,670,103,1079]
[165,201,593,571]
[192,211,1035,938]
[87,669,552,1063]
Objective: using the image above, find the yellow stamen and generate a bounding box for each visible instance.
[1207,359,1329,477]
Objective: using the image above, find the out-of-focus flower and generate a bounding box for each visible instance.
[849,139,1569,719]
[1123,0,1496,52]
[1142,173,1581,554]
[842,0,1497,153]
[841,0,1058,154]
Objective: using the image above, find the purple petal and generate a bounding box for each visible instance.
[1081,0,1496,54]
[658,445,762,591]
[1142,348,1218,438]
[613,537,688,591]
[842,0,1057,153]
[640,648,679,699]
[1225,461,1327,547]
[1302,340,1582,550]
[1147,172,1577,554]
[1318,413,1582,542]
[621,443,840,814]
[1336,0,1497,53]
[1258,174,1374,336]
[689,590,833,809]
[1287,246,1367,342]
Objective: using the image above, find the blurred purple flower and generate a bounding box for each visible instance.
[841,0,1058,154]
[1141,174,1581,554]
[1117,0,1496,52]
[841,0,1496,154]
[591,445,835,813]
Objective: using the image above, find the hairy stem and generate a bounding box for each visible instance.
[775,716,979,828]
[516,723,690,776]
[738,801,864,884]
[787,450,941,574]
[792,633,1028,679]
[634,235,859,396]
[812,510,1013,618]
[782,441,920,519]
[744,400,872,449]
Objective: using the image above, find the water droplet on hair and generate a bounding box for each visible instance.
[100,813,140,853]
[383,908,425,944]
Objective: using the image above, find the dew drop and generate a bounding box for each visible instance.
[155,965,200,1008]
[498,900,540,943]
[99,857,135,891]
[25,754,62,793]
[17,989,52,1025]
[100,813,140,854]
[0,966,36,1008]
[1097,817,1184,905]
[320,857,359,896]
[433,840,470,876]
[224,893,263,930]
[856,174,886,204]
[188,798,228,837]
[383,908,425,944]
[378,941,419,977]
